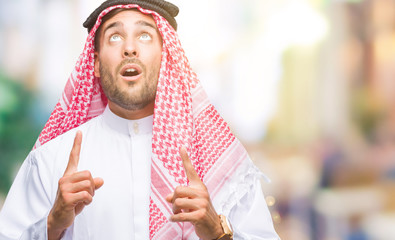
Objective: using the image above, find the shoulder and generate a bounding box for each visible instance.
[29,115,103,167]
[36,115,102,150]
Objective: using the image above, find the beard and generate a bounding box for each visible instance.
[99,58,159,111]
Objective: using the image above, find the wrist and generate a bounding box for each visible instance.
[47,213,66,240]
[213,219,225,240]
[47,227,64,240]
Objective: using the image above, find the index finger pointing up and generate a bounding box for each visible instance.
[180,146,202,186]
[64,130,82,176]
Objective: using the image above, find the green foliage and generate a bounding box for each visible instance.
[0,72,41,194]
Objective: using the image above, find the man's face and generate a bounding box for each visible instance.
[94,10,162,115]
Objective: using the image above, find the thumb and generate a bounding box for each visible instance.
[94,177,104,190]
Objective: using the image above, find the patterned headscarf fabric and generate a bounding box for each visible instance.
[36,4,249,239]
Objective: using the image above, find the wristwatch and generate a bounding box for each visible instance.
[216,214,233,240]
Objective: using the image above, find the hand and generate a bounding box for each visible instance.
[47,131,104,240]
[165,147,224,240]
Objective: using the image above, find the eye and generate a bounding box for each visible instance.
[139,33,152,41]
[110,34,122,42]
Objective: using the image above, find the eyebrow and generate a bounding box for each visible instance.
[135,20,157,30]
[103,21,123,35]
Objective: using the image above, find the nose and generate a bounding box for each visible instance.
[123,40,138,58]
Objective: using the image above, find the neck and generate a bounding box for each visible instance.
[108,101,154,120]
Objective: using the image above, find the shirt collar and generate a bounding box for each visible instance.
[102,105,153,136]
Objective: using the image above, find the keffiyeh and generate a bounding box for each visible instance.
[36,4,250,239]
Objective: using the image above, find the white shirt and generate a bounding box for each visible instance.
[0,106,279,240]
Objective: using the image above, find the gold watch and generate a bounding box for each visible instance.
[216,214,233,240]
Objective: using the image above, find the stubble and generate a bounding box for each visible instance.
[99,58,159,111]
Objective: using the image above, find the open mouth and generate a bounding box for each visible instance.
[120,65,142,78]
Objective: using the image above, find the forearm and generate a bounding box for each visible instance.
[47,213,66,240]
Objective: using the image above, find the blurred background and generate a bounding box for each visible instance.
[1,0,395,239]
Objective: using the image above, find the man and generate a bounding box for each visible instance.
[0,0,279,239]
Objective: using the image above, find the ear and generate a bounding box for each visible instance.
[94,52,100,78]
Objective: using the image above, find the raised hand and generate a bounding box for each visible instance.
[47,131,104,240]
[165,147,224,240]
